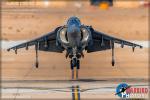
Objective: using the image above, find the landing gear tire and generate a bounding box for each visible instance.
[35,62,39,68]
[70,60,74,70]
[76,60,80,69]
[112,60,115,66]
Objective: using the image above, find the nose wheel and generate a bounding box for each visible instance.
[70,59,80,80]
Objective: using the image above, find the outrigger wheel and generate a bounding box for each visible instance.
[112,59,115,66]
[70,59,80,80]
[35,62,39,68]
[35,43,39,68]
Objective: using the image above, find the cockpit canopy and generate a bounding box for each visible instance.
[67,16,81,26]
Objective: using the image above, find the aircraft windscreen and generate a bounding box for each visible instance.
[67,17,81,26]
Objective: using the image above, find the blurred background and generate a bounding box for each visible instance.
[1,0,149,41]
[2,0,149,8]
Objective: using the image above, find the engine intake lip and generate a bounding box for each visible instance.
[80,26,91,45]
[57,27,69,46]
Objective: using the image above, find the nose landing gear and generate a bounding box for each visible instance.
[70,58,80,80]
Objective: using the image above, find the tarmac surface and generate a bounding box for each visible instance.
[1,79,149,99]
[1,46,149,99]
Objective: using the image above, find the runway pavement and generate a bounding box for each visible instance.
[1,79,149,99]
[1,46,149,99]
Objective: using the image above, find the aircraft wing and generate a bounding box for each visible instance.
[7,26,64,53]
[87,28,142,53]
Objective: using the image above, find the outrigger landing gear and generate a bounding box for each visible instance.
[111,40,115,66]
[70,58,80,80]
[35,62,39,68]
[35,43,39,68]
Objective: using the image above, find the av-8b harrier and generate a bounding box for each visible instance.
[7,16,142,79]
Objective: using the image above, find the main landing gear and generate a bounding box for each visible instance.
[70,58,80,80]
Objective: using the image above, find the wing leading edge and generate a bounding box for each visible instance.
[7,26,64,53]
[87,27,142,53]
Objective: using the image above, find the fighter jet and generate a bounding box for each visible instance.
[7,16,142,79]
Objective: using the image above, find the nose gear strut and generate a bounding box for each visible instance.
[70,47,80,80]
[70,57,80,80]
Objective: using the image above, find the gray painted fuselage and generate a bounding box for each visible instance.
[58,16,91,59]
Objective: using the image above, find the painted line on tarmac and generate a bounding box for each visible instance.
[72,85,80,100]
